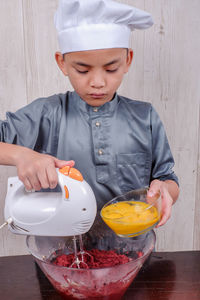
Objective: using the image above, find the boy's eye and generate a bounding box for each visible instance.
[76,69,88,74]
[106,69,118,73]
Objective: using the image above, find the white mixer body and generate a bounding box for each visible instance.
[4,168,97,236]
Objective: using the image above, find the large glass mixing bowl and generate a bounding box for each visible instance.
[26,228,156,300]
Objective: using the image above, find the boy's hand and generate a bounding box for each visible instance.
[147,179,174,227]
[14,147,74,191]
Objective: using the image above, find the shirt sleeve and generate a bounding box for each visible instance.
[0,95,62,156]
[150,105,179,186]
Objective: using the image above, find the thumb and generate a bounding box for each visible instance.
[54,158,75,169]
[147,185,160,198]
[147,180,161,203]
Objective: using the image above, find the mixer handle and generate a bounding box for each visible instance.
[57,166,84,200]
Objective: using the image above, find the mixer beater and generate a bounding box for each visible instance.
[70,235,93,268]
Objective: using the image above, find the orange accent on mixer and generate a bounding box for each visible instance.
[59,166,83,181]
[69,168,83,182]
[59,166,70,176]
[64,185,69,199]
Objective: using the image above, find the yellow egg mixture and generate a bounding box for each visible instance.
[101,201,160,237]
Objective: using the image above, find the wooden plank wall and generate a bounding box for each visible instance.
[0,0,199,256]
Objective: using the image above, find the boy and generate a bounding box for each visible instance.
[0,0,179,227]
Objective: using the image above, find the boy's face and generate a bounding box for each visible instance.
[55,48,133,106]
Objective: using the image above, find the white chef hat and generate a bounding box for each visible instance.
[54,0,153,54]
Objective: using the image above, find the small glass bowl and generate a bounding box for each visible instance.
[100,188,161,237]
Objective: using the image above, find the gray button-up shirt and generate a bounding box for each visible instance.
[0,91,178,210]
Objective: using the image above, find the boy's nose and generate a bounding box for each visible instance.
[90,73,105,88]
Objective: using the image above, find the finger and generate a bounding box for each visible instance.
[37,168,51,189]
[157,209,171,227]
[46,165,58,189]
[27,174,42,191]
[54,159,75,169]
[23,177,33,191]
[157,195,172,227]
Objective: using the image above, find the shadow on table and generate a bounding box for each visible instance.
[35,262,64,300]
[123,255,176,300]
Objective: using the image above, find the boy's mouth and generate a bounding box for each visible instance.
[90,93,106,99]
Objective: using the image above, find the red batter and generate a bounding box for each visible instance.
[52,249,131,269]
[46,249,144,299]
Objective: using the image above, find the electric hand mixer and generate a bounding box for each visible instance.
[2,166,97,267]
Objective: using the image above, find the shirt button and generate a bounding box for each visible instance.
[95,121,101,127]
[98,149,103,155]
[93,107,98,112]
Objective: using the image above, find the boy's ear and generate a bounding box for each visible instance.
[55,52,68,76]
[124,49,133,73]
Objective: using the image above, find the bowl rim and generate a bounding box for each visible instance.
[26,230,156,271]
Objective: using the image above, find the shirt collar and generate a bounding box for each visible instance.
[72,91,119,115]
